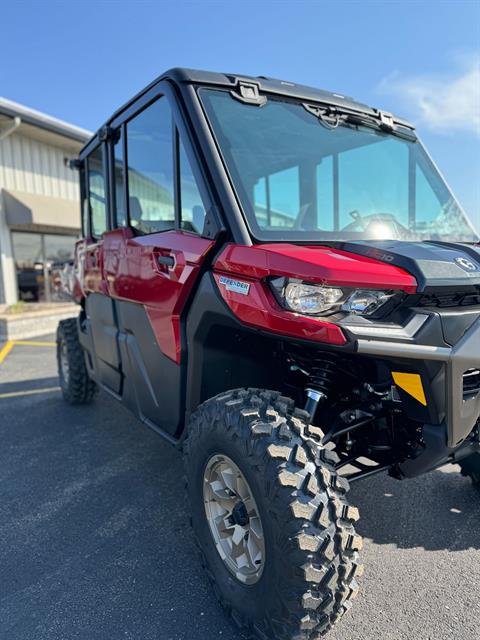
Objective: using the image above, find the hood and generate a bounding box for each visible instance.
[330,240,480,292]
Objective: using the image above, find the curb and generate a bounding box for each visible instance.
[0,305,78,341]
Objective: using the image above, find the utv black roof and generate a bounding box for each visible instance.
[83,67,414,154]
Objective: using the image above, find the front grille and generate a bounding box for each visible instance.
[463,369,480,399]
[419,291,480,308]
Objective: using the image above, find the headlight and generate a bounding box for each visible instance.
[284,282,343,314]
[270,278,396,317]
[343,289,395,316]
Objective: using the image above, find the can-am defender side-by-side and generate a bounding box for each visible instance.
[57,69,480,639]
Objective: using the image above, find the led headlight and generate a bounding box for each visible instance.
[343,289,395,316]
[270,278,397,318]
[284,282,344,315]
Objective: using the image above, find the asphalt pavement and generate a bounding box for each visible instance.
[0,335,479,640]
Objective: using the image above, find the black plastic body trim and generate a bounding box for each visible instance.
[79,293,184,441]
[398,423,480,478]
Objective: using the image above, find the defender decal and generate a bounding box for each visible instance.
[219,275,250,295]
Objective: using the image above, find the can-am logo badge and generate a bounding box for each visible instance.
[219,276,250,295]
[454,257,478,272]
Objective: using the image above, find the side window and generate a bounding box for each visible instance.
[269,167,300,221]
[179,136,206,234]
[253,166,300,228]
[81,162,89,235]
[254,177,268,225]
[126,98,174,235]
[87,145,107,238]
[316,157,335,230]
[113,128,127,227]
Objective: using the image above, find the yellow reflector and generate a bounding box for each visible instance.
[392,372,427,406]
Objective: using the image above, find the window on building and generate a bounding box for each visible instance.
[12,231,76,302]
[179,137,206,234]
[113,128,127,227]
[126,98,174,235]
[12,232,43,269]
[44,234,76,265]
[87,145,107,238]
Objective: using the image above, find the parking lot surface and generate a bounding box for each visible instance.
[1,334,479,640]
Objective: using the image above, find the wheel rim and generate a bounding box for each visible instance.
[59,340,70,385]
[203,454,266,584]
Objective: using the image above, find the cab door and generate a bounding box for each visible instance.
[83,144,107,296]
[102,91,217,436]
[82,142,123,394]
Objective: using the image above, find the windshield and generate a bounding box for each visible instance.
[200,89,479,244]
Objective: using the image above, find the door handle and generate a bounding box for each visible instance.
[157,254,175,268]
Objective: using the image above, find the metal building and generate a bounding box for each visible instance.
[0,97,91,305]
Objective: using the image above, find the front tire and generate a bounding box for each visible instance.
[459,452,480,487]
[56,317,97,405]
[183,388,363,640]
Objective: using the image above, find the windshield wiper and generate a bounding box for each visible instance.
[303,103,416,140]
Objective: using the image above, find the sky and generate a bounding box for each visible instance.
[1,0,479,230]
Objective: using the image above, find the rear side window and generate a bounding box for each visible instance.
[113,128,127,227]
[87,145,107,238]
[126,98,174,234]
[179,137,206,234]
[80,162,89,235]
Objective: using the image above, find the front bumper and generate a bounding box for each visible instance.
[356,317,480,447]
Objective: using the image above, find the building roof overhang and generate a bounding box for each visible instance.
[0,97,92,150]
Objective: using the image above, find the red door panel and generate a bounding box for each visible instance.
[103,228,215,363]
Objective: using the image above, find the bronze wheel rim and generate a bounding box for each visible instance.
[203,454,265,584]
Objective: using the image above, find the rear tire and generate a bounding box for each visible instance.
[459,452,480,487]
[56,317,97,405]
[183,388,363,640]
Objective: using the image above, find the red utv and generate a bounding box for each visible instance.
[57,68,480,639]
